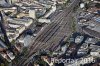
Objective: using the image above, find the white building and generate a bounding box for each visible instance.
[24,35,32,47]
[8,18,33,27]
[0,39,15,62]
[6,25,25,41]
[61,44,67,53]
[7,51,15,60]
[29,9,36,19]
[38,18,51,23]
[90,51,100,57]
[75,36,84,44]
[90,46,100,57]
[17,35,33,47]
[80,3,85,8]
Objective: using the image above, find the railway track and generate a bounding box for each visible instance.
[27,0,80,57]
[17,0,80,65]
[17,9,67,66]
[38,12,72,51]
[27,8,69,57]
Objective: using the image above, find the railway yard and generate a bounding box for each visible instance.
[16,0,80,65]
[1,0,100,66]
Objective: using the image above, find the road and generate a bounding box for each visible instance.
[16,0,80,65]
